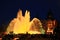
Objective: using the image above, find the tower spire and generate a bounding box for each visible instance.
[46,9,54,20]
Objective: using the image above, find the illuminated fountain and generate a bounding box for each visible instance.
[6,10,44,34]
[28,18,42,34]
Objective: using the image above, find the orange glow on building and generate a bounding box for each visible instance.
[46,20,56,34]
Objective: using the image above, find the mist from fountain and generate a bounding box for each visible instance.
[6,10,44,34]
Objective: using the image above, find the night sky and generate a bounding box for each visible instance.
[0,0,60,26]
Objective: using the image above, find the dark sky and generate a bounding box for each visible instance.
[0,0,60,25]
